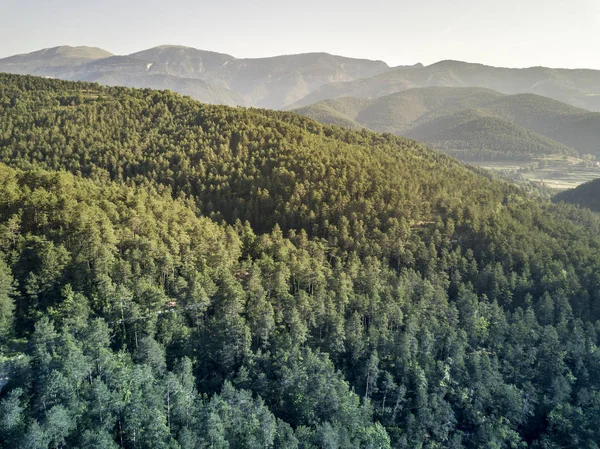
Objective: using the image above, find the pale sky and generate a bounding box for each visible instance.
[1,0,599,69]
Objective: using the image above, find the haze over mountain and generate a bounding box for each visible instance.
[129,46,391,108]
[293,60,600,112]
[49,53,250,106]
[4,45,600,115]
[0,45,113,73]
[0,45,391,108]
[294,86,600,159]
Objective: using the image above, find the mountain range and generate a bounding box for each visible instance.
[293,87,600,159]
[0,45,390,108]
[3,45,600,113]
[2,45,600,162]
[292,60,600,112]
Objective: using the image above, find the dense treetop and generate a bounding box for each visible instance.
[2,73,600,448]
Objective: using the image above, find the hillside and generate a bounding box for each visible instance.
[295,86,600,159]
[2,74,600,448]
[129,45,236,78]
[211,52,391,109]
[554,177,600,211]
[416,112,578,160]
[291,97,369,129]
[294,60,600,112]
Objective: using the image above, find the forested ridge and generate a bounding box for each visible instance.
[2,73,600,448]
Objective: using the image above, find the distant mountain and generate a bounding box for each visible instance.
[294,87,600,159]
[48,54,249,106]
[0,49,250,107]
[129,45,235,79]
[130,46,392,108]
[554,178,600,211]
[0,45,391,108]
[0,45,113,75]
[293,60,600,112]
[208,52,390,109]
[5,46,600,114]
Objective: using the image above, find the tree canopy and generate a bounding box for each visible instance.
[1,73,600,448]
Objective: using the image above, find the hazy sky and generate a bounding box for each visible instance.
[1,0,599,68]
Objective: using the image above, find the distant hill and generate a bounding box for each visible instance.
[554,178,600,211]
[209,52,390,109]
[0,50,251,107]
[295,87,600,159]
[419,113,577,160]
[293,60,600,112]
[290,97,369,129]
[0,45,391,108]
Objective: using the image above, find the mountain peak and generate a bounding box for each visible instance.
[131,45,235,59]
[33,45,113,59]
[426,59,479,69]
[1,45,113,63]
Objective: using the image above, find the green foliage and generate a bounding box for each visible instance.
[421,113,578,160]
[1,73,600,448]
[0,257,15,342]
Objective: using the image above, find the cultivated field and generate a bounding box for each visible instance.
[473,157,600,190]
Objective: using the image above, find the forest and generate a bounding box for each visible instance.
[1,73,600,448]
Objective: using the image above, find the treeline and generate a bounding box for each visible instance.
[1,73,600,448]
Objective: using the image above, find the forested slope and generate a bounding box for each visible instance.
[554,178,600,212]
[2,73,600,448]
[415,112,577,161]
